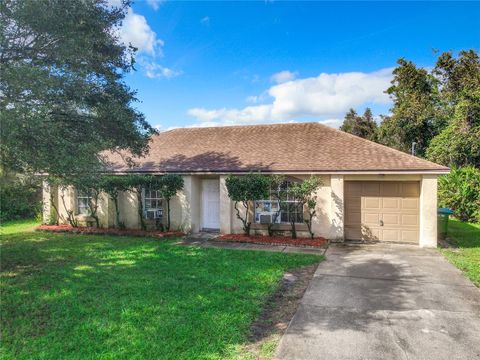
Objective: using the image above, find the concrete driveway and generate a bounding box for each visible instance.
[277,243,480,360]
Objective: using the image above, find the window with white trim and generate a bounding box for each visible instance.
[76,190,91,215]
[143,186,163,220]
[254,180,303,224]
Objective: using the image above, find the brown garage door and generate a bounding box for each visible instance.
[345,181,420,243]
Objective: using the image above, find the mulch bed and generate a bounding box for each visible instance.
[217,233,328,247]
[36,224,184,238]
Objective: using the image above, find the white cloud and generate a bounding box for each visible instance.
[142,61,181,79]
[187,68,393,126]
[318,118,344,128]
[246,95,259,104]
[200,16,210,25]
[146,0,163,11]
[110,4,181,80]
[118,9,163,56]
[271,70,297,84]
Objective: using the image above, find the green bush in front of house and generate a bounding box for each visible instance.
[0,180,41,222]
[438,166,480,223]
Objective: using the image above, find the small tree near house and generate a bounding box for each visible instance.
[124,174,155,230]
[123,174,184,231]
[100,175,131,229]
[225,173,271,236]
[158,174,184,231]
[284,176,323,239]
[266,175,286,237]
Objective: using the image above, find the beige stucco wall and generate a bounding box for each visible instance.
[419,175,438,248]
[219,176,232,234]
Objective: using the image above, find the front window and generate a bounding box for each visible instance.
[77,190,91,215]
[143,186,163,220]
[254,180,303,224]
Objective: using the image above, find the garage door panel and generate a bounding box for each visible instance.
[364,197,381,209]
[382,198,400,210]
[362,182,380,196]
[380,182,400,196]
[363,212,380,225]
[345,226,362,240]
[361,226,380,241]
[401,182,420,197]
[401,230,419,243]
[401,214,418,226]
[382,229,400,242]
[346,210,361,225]
[402,198,419,210]
[345,181,420,243]
[346,182,363,195]
[382,213,400,226]
[345,197,361,210]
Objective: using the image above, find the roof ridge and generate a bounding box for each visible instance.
[162,122,318,133]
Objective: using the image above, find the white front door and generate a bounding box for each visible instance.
[201,179,220,230]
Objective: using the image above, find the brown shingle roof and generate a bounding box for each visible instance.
[105,122,449,173]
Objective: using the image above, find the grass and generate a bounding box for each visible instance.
[440,219,480,286]
[0,218,40,235]
[0,219,321,359]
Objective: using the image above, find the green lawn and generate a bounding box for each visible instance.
[0,220,321,360]
[441,219,480,286]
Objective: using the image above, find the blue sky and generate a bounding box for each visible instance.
[115,1,480,130]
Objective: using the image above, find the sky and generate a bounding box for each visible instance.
[112,1,480,130]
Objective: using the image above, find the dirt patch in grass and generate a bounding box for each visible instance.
[240,263,319,359]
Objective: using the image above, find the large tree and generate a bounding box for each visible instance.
[340,108,377,140]
[0,0,155,177]
[427,50,480,167]
[376,59,440,157]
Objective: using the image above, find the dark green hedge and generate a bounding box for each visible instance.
[0,182,41,222]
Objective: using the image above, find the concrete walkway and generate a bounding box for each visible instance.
[277,243,480,360]
[177,232,325,255]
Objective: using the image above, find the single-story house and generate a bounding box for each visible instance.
[42,122,449,247]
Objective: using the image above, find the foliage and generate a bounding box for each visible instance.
[427,94,480,167]
[266,175,285,236]
[100,175,131,229]
[376,58,440,157]
[440,220,480,286]
[282,177,322,239]
[374,49,479,165]
[340,108,377,140]
[72,175,104,228]
[427,50,480,167]
[0,223,320,359]
[225,174,271,235]
[438,167,480,223]
[157,174,184,231]
[0,176,41,221]
[0,0,155,177]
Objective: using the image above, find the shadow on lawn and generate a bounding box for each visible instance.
[0,231,319,359]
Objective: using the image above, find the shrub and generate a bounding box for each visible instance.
[438,166,480,223]
[225,174,271,235]
[0,181,41,221]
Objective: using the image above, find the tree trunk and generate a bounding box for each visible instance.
[290,221,297,239]
[113,196,123,229]
[136,189,146,230]
[166,198,171,231]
